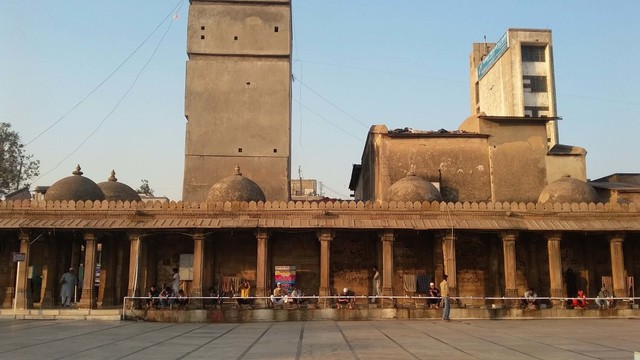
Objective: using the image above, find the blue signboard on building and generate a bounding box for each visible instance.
[477,32,509,80]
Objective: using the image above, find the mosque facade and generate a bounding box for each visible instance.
[1,1,638,319]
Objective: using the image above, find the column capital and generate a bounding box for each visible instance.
[608,233,625,243]
[379,230,394,242]
[544,232,562,242]
[83,232,96,242]
[255,230,270,241]
[438,230,456,241]
[193,231,206,241]
[127,232,144,242]
[500,231,518,242]
[18,231,30,243]
[316,229,334,242]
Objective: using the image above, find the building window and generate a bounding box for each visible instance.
[522,45,545,62]
[523,75,548,92]
[524,106,550,117]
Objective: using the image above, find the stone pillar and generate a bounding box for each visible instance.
[255,230,269,308]
[114,239,126,304]
[546,232,564,308]
[99,239,116,306]
[501,232,519,306]
[127,233,143,300]
[79,233,97,309]
[441,231,458,298]
[15,232,31,310]
[379,230,394,307]
[192,232,205,308]
[41,238,59,307]
[609,234,626,304]
[317,230,333,308]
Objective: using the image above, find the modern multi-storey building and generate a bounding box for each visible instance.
[470,29,559,147]
[182,0,292,202]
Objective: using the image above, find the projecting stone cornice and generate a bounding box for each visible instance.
[0,199,638,213]
[0,200,638,232]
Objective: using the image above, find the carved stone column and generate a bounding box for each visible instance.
[380,230,394,307]
[192,232,205,308]
[99,239,116,306]
[609,233,626,304]
[114,239,126,304]
[545,232,564,308]
[255,230,269,308]
[441,231,458,298]
[501,232,519,306]
[79,233,97,309]
[317,229,334,307]
[127,233,143,299]
[15,232,31,310]
[41,237,59,307]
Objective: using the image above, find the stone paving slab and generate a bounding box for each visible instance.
[0,318,639,360]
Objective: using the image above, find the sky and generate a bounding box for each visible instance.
[2,1,639,200]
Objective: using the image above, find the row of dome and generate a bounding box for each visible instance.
[46,165,598,204]
[382,173,599,204]
[45,165,267,203]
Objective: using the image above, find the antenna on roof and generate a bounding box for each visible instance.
[483,35,488,55]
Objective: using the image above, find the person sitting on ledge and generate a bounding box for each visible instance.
[427,282,440,308]
[596,287,613,310]
[270,283,288,307]
[337,287,355,309]
[146,285,159,309]
[177,289,189,308]
[572,289,589,309]
[521,288,538,309]
[290,285,304,308]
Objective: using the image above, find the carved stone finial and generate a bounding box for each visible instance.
[72,164,83,176]
[234,165,242,176]
[408,164,416,176]
[108,169,117,182]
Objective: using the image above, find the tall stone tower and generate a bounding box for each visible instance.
[183,0,292,202]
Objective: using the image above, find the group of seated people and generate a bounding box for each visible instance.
[270,283,306,308]
[146,285,189,309]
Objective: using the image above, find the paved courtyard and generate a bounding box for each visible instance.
[0,318,638,360]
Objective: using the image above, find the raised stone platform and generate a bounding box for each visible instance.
[128,307,640,323]
[3,307,639,322]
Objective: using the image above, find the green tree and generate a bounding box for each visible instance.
[136,179,154,196]
[0,123,40,194]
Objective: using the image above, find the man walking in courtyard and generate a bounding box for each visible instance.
[59,267,77,307]
[440,274,450,321]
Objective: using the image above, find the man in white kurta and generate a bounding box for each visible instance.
[59,267,77,307]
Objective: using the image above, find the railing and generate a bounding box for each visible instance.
[122,295,639,318]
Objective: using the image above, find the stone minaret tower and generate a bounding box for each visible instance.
[183,0,292,202]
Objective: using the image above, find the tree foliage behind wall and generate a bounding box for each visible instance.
[0,123,40,194]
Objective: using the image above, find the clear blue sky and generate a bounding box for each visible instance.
[2,1,638,200]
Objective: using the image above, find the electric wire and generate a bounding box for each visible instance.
[292,98,362,142]
[318,181,349,199]
[34,3,184,183]
[293,75,369,129]
[25,0,185,147]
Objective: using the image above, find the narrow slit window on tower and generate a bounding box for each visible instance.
[201,26,205,30]
[246,82,251,86]
[238,148,243,153]
[201,35,205,40]
[234,36,238,41]
[273,149,278,153]
[274,26,279,33]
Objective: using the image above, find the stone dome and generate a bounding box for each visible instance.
[387,173,441,202]
[45,165,106,202]
[97,170,141,202]
[538,177,599,204]
[206,165,266,203]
